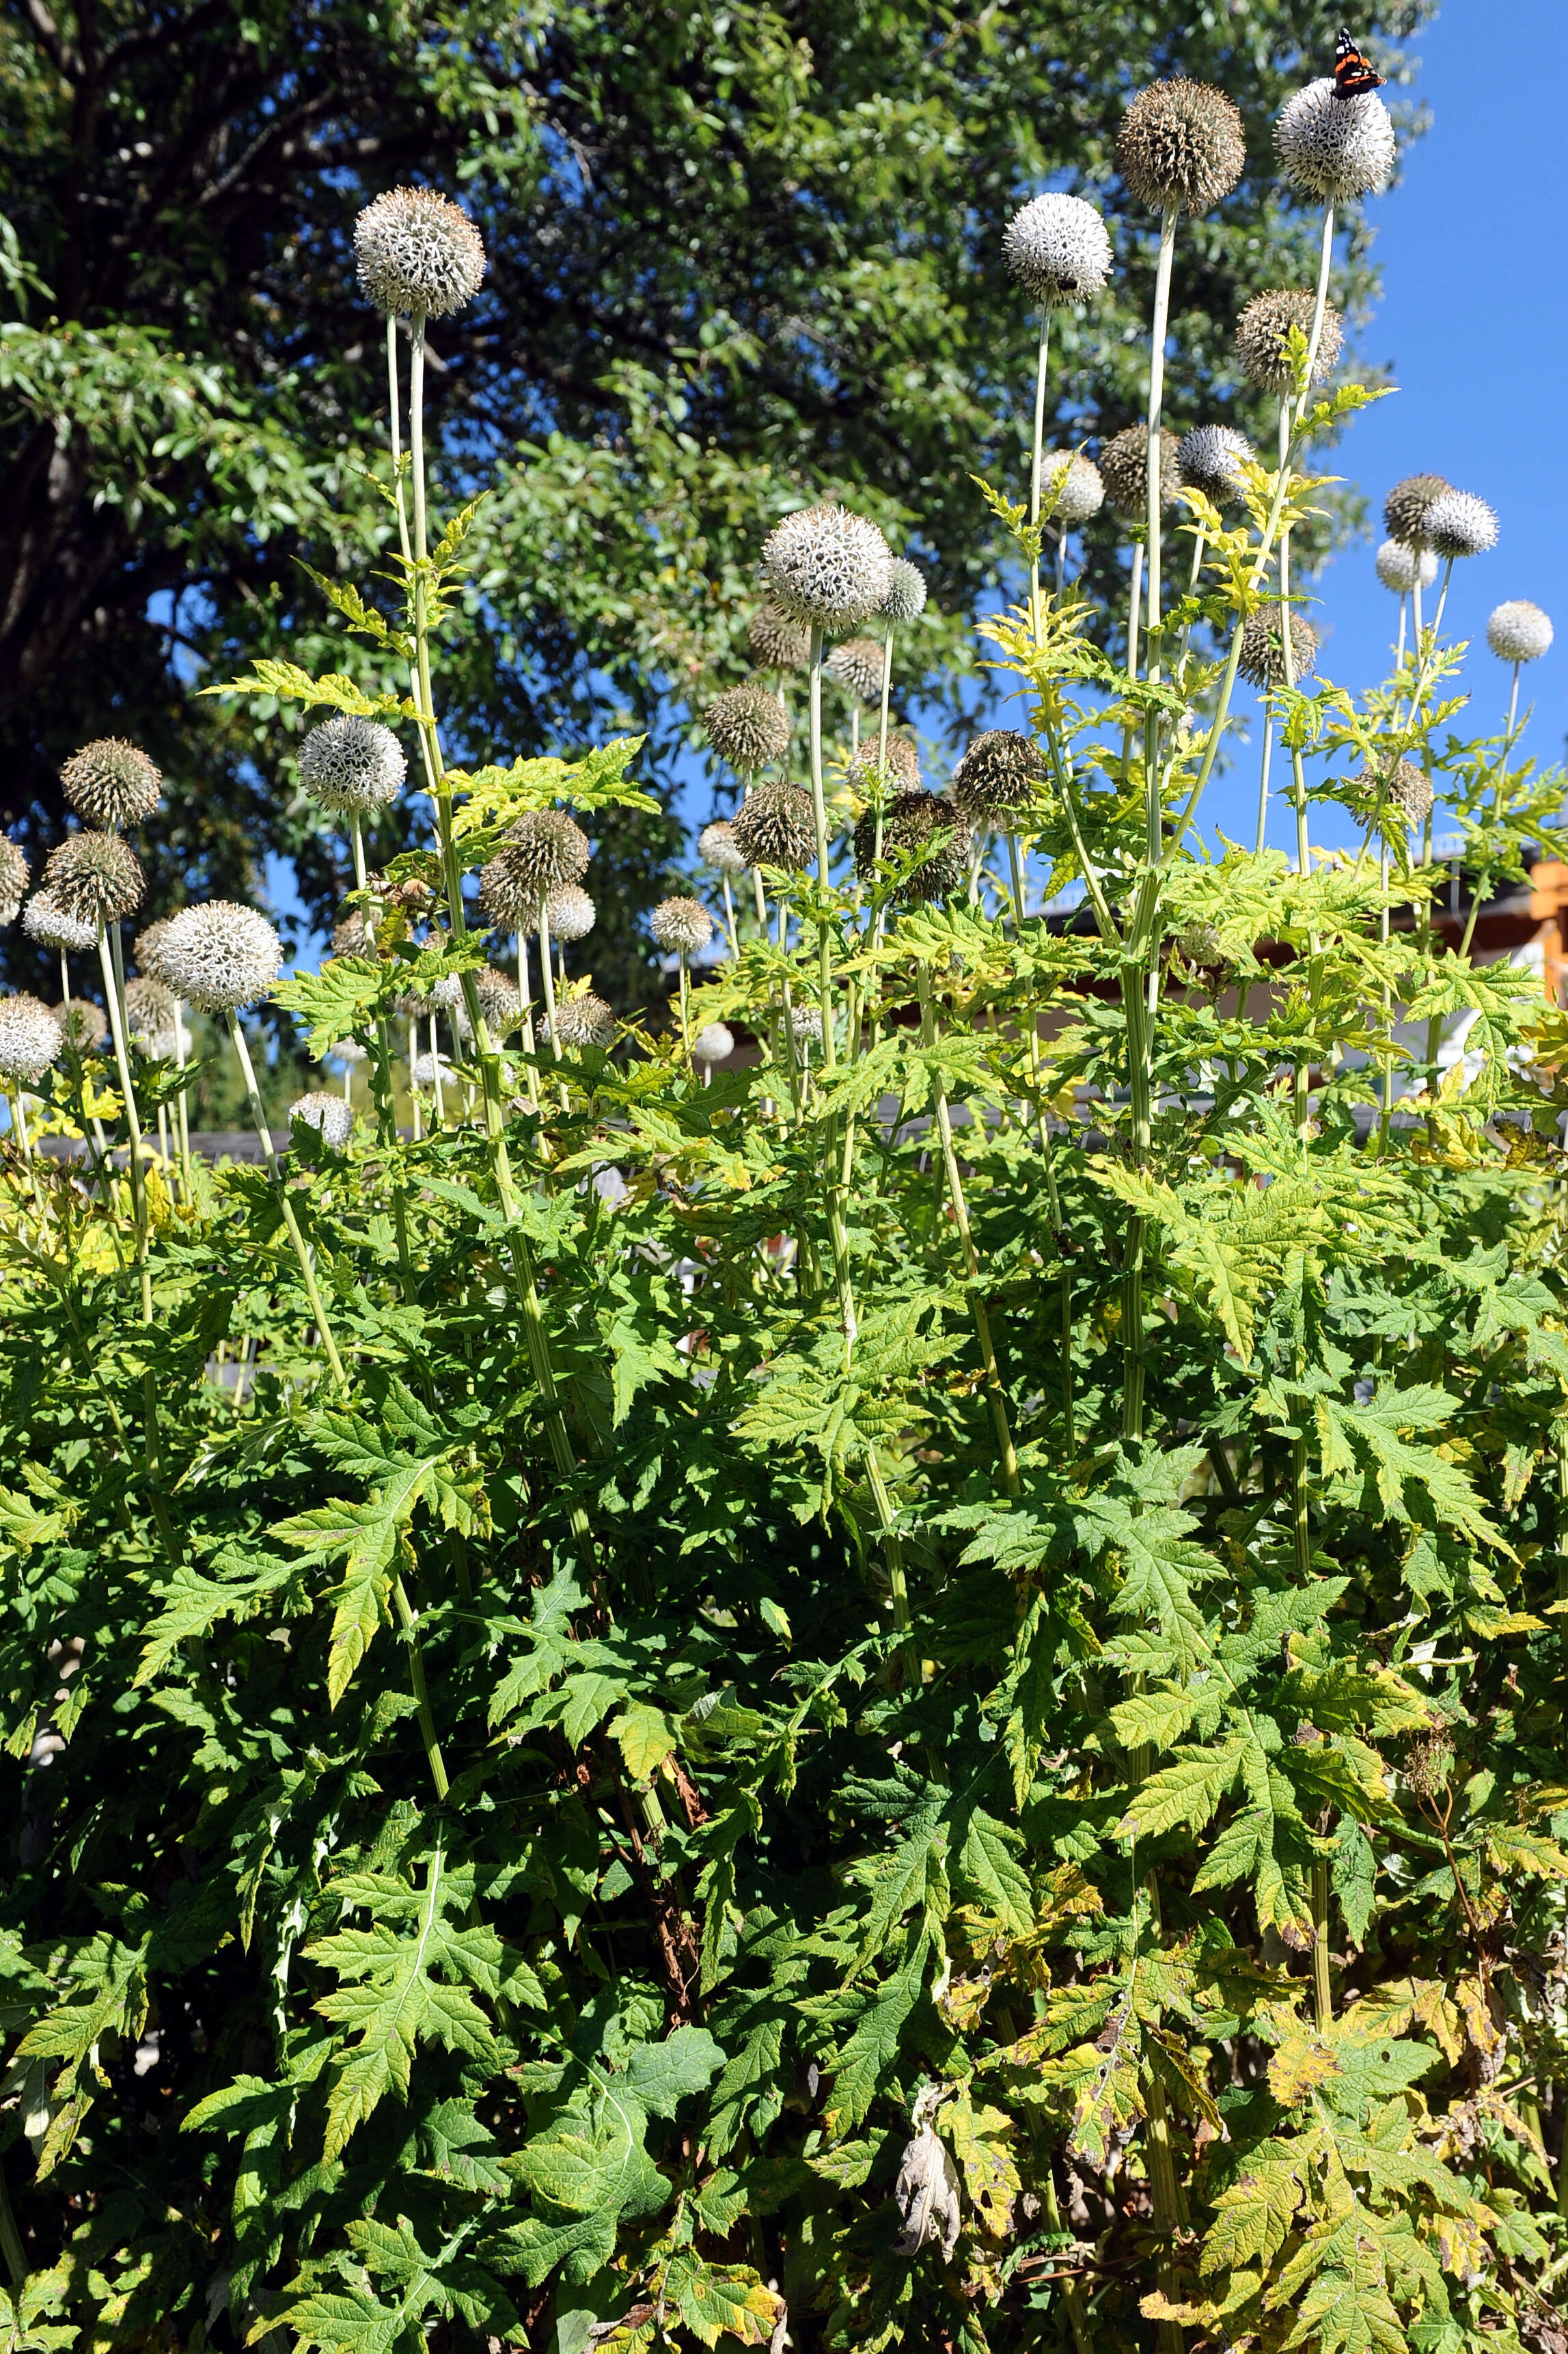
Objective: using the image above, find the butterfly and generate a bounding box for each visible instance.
[1333,26,1387,98]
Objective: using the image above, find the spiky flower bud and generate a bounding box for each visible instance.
[880,560,928,624]
[354,186,486,319]
[43,832,145,925]
[1275,78,1395,203]
[425,973,466,1012]
[1239,605,1319,690]
[134,916,176,983]
[705,682,790,773]
[1366,756,1434,827]
[1002,191,1114,303]
[25,892,97,956]
[1116,79,1246,216]
[825,637,885,703]
[299,715,407,812]
[0,839,28,927]
[60,737,162,830]
[1384,474,1450,549]
[1042,451,1105,525]
[124,974,176,1045]
[698,820,747,876]
[157,901,281,1013]
[847,739,922,799]
[1100,424,1181,519]
[788,1001,821,1046]
[547,883,596,942]
[650,896,714,956]
[411,1049,456,1093]
[290,1091,355,1149]
[853,789,970,906]
[479,812,592,929]
[454,966,524,1041]
[747,601,812,673]
[758,504,893,629]
[0,992,63,1084]
[332,910,377,960]
[1374,540,1438,595]
[1422,489,1498,561]
[551,994,616,1051]
[1233,289,1344,393]
[732,780,815,871]
[691,1021,734,1066]
[1177,424,1254,505]
[1487,600,1554,664]
[951,730,1047,823]
[55,997,109,1053]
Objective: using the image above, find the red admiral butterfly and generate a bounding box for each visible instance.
[1333,27,1387,98]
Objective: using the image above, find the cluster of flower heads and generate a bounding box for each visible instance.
[478,811,592,931]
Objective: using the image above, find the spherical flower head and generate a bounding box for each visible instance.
[1275,77,1395,203]
[758,504,893,630]
[1423,489,1498,561]
[1487,600,1553,664]
[705,682,790,774]
[60,737,162,830]
[1384,474,1450,549]
[134,914,176,984]
[731,780,815,871]
[698,820,747,876]
[354,186,486,319]
[551,994,616,1052]
[290,1090,355,1150]
[1233,289,1344,394]
[691,1021,734,1067]
[411,1049,456,1093]
[0,838,28,928]
[476,966,524,1032]
[547,883,596,942]
[1239,605,1319,690]
[853,789,971,905]
[43,832,145,925]
[1100,424,1181,519]
[880,560,929,624]
[847,738,922,801]
[1116,79,1246,215]
[1002,191,1114,304]
[1178,424,1254,506]
[1374,539,1438,595]
[0,992,62,1085]
[508,809,592,894]
[1042,451,1105,525]
[951,730,1047,823]
[1356,754,1432,829]
[158,901,281,1013]
[787,1002,821,1046]
[124,974,176,1045]
[299,715,407,812]
[650,895,714,956]
[24,892,97,956]
[426,973,466,1011]
[824,637,885,703]
[55,997,109,1054]
[332,909,376,960]
[337,1039,368,1063]
[747,601,812,673]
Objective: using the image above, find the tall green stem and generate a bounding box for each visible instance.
[226,1013,348,1391]
[806,625,836,1067]
[1028,305,1052,637]
[99,923,150,1317]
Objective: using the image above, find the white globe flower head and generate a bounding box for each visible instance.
[1374,540,1438,595]
[547,883,596,942]
[650,896,715,956]
[23,892,98,956]
[1042,452,1105,526]
[880,559,928,624]
[1487,601,1554,664]
[0,992,64,1085]
[1423,489,1499,562]
[290,1090,355,1150]
[1177,424,1254,507]
[157,902,282,1013]
[1275,77,1396,202]
[758,504,893,631]
[411,1049,456,1093]
[354,187,486,319]
[1002,192,1114,305]
[0,839,29,927]
[298,716,407,812]
[691,1022,735,1067]
[698,821,747,877]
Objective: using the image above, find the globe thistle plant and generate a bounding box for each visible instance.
[43,832,146,926]
[951,730,1047,825]
[124,975,177,1045]
[1384,474,1450,549]
[157,902,281,1013]
[1275,78,1396,204]
[354,187,486,319]
[1487,601,1553,665]
[650,897,714,957]
[551,994,616,1052]
[1041,452,1105,525]
[847,739,921,799]
[732,781,815,873]
[1422,490,1498,562]
[853,791,970,907]
[55,998,110,1054]
[60,737,163,831]
[455,968,523,1041]
[332,910,377,961]
[0,839,28,929]
[1177,424,1254,506]
[747,601,812,673]
[0,993,63,1086]
[480,814,592,930]
[547,884,596,944]
[824,638,886,704]
[1101,424,1180,519]
[25,893,97,957]
[1239,605,1319,690]
[698,821,747,877]
[298,715,407,812]
[1001,192,1114,304]
[1375,540,1439,595]
[1357,754,1434,830]
[691,1021,734,1069]
[879,561,928,625]
[758,505,893,631]
[1233,289,1345,394]
[705,683,790,774]
[290,1091,355,1151]
[1116,80,1246,215]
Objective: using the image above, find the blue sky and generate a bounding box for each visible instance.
[1215,0,1568,856]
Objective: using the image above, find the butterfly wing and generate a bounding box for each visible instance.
[1333,26,1388,98]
